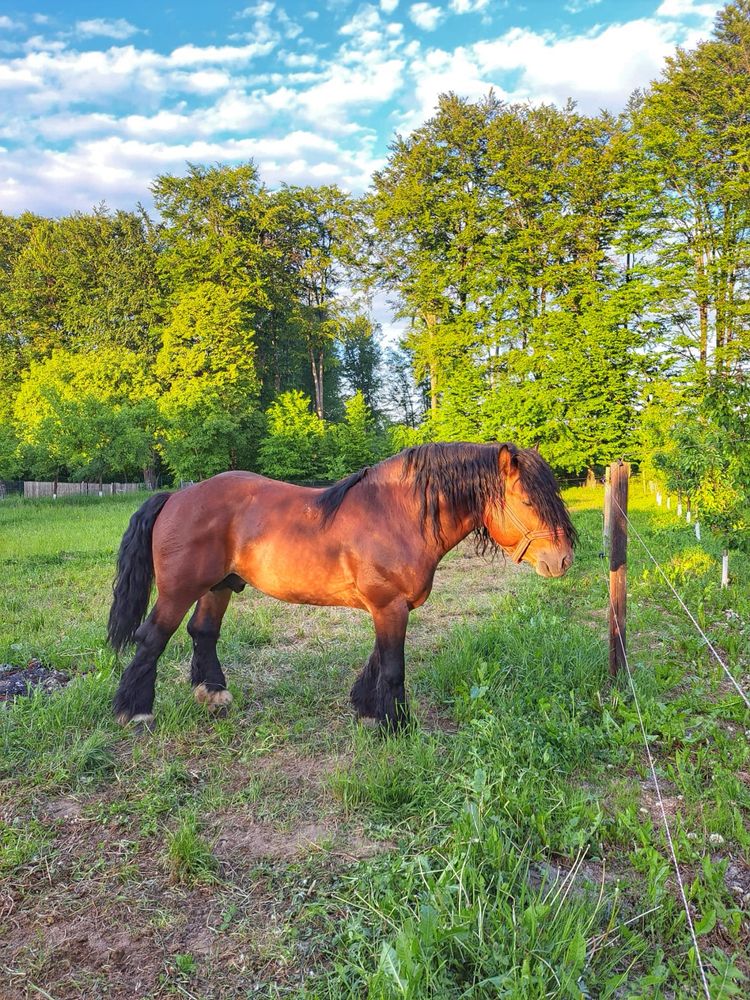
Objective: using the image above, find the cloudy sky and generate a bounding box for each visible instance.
[0,0,722,216]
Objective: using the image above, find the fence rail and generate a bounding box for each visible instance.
[20,481,144,498]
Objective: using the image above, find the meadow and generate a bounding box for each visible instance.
[0,486,748,999]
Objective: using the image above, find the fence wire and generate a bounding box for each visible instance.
[610,494,750,711]
[607,585,713,1000]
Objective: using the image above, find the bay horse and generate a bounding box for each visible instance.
[108,442,576,731]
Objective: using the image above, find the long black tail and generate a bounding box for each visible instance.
[108,492,172,653]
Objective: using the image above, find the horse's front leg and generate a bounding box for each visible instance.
[371,600,410,730]
[350,644,380,719]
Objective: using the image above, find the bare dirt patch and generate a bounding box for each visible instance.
[0,659,70,702]
[213,814,388,865]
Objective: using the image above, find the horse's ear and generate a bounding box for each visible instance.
[498,444,519,476]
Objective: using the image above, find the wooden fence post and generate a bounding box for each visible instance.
[603,488,611,549]
[609,460,629,677]
[721,550,729,589]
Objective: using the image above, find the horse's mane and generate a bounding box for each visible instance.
[316,442,577,553]
[316,467,371,524]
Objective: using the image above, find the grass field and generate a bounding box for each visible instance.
[1,486,748,999]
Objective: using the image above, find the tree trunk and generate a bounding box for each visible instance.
[424,312,439,418]
[310,347,324,419]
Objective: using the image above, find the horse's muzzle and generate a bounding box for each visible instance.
[534,551,574,578]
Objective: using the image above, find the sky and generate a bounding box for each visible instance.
[0,0,724,218]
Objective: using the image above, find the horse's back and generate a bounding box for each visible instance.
[150,471,326,592]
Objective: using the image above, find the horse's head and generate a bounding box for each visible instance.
[484,445,576,578]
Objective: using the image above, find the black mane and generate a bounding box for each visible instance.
[316,467,370,525]
[316,442,577,552]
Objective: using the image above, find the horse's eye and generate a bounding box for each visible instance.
[522,501,533,508]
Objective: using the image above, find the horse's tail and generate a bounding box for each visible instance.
[108,492,172,653]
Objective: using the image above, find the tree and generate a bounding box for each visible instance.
[627,2,750,381]
[151,164,272,479]
[366,93,500,421]
[367,93,644,467]
[630,2,750,530]
[13,348,158,485]
[337,312,383,414]
[7,208,162,362]
[156,283,261,479]
[258,390,327,481]
[273,185,355,418]
[324,391,383,479]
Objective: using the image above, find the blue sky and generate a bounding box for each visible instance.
[0,0,722,215]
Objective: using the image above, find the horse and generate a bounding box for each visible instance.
[107,442,577,732]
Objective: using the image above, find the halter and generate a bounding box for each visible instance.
[499,501,559,563]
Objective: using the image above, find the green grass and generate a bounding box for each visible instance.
[166,809,220,885]
[0,486,748,998]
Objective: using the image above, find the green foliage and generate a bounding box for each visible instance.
[156,283,261,479]
[13,348,158,482]
[324,392,384,478]
[258,389,327,480]
[368,94,645,469]
[0,8,748,490]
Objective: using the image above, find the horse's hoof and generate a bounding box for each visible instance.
[133,716,156,737]
[378,707,414,736]
[194,683,233,714]
[116,712,155,736]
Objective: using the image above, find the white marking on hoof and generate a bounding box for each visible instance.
[116,711,154,727]
[194,683,233,712]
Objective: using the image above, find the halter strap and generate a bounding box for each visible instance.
[499,503,558,563]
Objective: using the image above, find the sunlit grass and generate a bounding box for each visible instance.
[0,485,748,998]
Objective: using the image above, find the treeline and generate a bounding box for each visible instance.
[0,2,748,540]
[0,173,405,486]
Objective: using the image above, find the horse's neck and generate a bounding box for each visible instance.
[434,508,478,557]
[375,458,480,557]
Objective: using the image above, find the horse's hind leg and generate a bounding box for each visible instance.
[113,595,192,729]
[188,589,233,714]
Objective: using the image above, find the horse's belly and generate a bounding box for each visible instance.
[233,544,365,609]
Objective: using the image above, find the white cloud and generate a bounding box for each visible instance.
[277,9,303,39]
[340,5,382,37]
[472,18,704,106]
[0,16,21,30]
[0,36,281,117]
[449,0,491,13]
[0,127,381,215]
[564,0,603,13]
[280,50,319,68]
[656,0,719,19]
[299,56,405,126]
[75,19,142,41]
[0,0,726,222]
[409,4,444,31]
[238,2,275,17]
